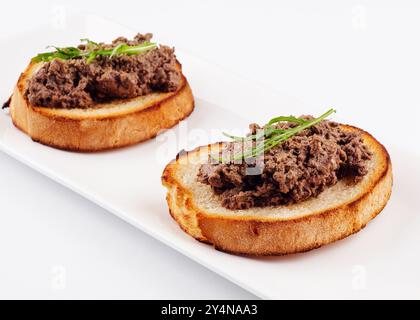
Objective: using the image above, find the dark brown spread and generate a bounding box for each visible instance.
[2,96,11,109]
[198,118,372,210]
[25,34,181,109]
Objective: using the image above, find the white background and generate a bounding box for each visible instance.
[0,0,419,299]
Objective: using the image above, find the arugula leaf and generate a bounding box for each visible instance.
[31,39,157,63]
[218,109,336,162]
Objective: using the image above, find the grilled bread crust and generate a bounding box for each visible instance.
[10,62,194,151]
[162,126,393,256]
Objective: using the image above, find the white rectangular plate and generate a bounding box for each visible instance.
[1,12,419,299]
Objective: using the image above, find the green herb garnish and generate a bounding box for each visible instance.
[31,38,157,63]
[218,108,336,162]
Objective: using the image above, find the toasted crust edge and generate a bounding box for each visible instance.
[9,63,195,152]
[162,126,393,256]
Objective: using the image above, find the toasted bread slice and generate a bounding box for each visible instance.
[162,125,393,256]
[10,62,194,151]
